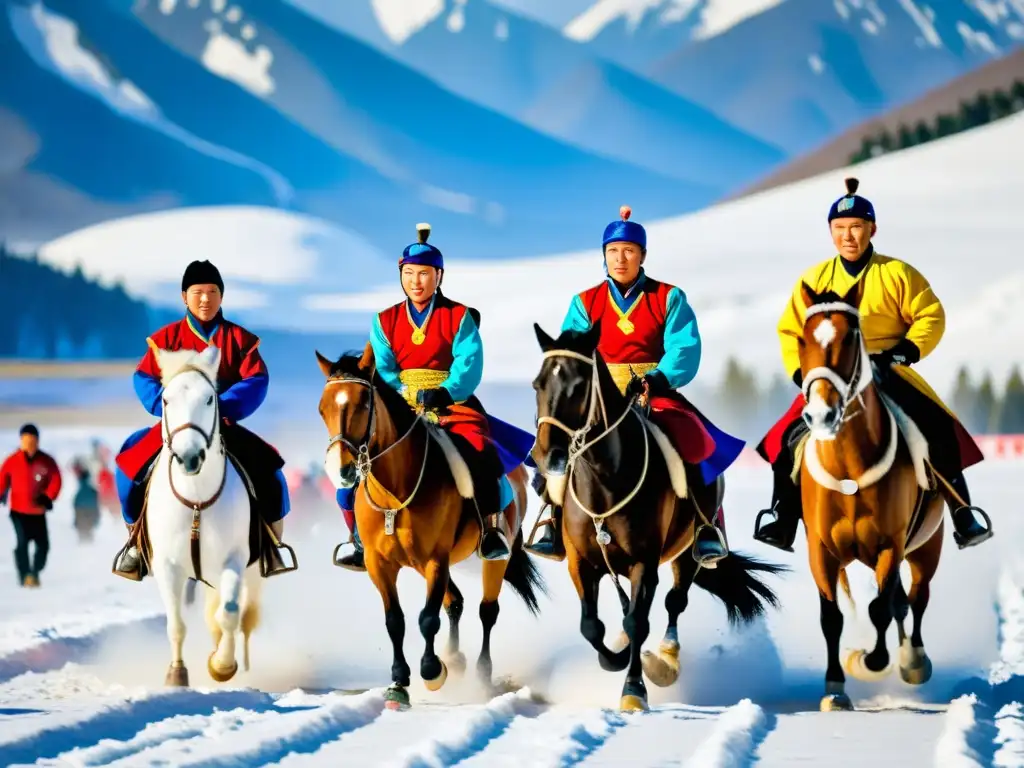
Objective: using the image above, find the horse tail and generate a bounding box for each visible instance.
[839,568,854,611]
[501,531,548,616]
[693,551,788,626]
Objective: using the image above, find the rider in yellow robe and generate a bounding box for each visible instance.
[753,178,992,553]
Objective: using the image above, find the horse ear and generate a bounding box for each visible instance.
[534,323,554,352]
[842,280,863,309]
[358,341,376,374]
[197,345,221,377]
[315,350,333,378]
[799,281,819,309]
[583,322,601,352]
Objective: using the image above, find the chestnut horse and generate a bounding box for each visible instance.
[315,345,546,710]
[794,282,946,712]
[531,324,785,713]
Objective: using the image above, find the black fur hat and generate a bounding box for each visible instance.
[181,260,224,294]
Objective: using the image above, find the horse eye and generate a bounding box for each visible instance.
[206,395,214,406]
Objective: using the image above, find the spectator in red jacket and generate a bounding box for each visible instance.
[0,424,62,587]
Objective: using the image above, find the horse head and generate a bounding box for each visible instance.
[532,321,618,477]
[798,281,872,441]
[315,343,381,490]
[155,346,221,476]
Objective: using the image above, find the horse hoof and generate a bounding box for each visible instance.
[444,651,467,677]
[207,653,238,683]
[620,694,649,713]
[642,641,681,688]
[608,631,630,654]
[820,693,854,712]
[899,652,933,685]
[843,649,891,682]
[165,662,189,687]
[385,685,411,711]
[423,660,448,692]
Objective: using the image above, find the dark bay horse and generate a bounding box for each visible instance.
[316,345,546,710]
[795,282,945,711]
[531,324,785,712]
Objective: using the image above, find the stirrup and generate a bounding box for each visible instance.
[693,523,728,569]
[752,506,795,553]
[111,543,145,581]
[953,506,994,550]
[332,538,366,571]
[525,504,555,548]
[260,522,299,578]
[478,527,511,561]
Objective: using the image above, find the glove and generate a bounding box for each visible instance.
[417,387,454,410]
[34,493,53,511]
[792,369,803,388]
[625,370,669,401]
[871,339,920,382]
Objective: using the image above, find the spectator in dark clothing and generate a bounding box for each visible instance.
[0,424,62,587]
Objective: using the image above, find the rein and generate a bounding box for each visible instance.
[323,376,429,534]
[801,301,898,495]
[161,363,228,586]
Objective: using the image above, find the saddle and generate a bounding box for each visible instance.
[113,452,297,583]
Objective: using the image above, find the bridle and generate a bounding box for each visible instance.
[322,374,429,532]
[800,301,898,495]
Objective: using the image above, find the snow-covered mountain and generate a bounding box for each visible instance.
[0,0,723,259]
[280,0,786,189]
[38,111,1024,397]
[569,0,1024,153]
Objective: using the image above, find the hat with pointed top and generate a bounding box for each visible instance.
[828,177,876,223]
[602,205,647,251]
[399,223,444,270]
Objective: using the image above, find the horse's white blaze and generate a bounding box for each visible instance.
[323,442,347,490]
[805,380,839,441]
[813,318,837,348]
[335,390,348,407]
[147,347,264,683]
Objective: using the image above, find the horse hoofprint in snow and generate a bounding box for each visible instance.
[147,345,264,687]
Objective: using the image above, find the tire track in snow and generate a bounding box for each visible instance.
[0,687,279,766]
[39,689,385,768]
[388,688,545,768]
[682,699,770,768]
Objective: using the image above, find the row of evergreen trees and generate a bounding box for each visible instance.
[0,246,153,358]
[709,357,1024,437]
[849,79,1024,164]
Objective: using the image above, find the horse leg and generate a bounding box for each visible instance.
[567,547,630,672]
[155,559,189,687]
[442,579,467,677]
[240,565,262,673]
[419,558,451,692]
[476,559,507,690]
[642,555,698,687]
[208,553,244,683]
[367,557,411,710]
[620,561,659,713]
[810,541,851,711]
[845,548,902,681]
[900,526,942,685]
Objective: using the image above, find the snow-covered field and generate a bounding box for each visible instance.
[1,426,1022,766]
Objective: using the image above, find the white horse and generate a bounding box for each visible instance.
[146,346,263,686]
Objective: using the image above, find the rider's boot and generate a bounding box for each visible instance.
[942,472,993,549]
[334,512,366,572]
[753,461,802,553]
[694,511,729,568]
[112,519,146,581]
[524,471,566,561]
[473,448,510,561]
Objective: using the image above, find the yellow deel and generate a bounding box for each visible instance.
[777,251,956,415]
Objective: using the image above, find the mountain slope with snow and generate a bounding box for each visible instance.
[280,0,786,189]
[574,0,1023,153]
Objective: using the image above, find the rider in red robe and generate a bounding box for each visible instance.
[526,207,745,566]
[332,224,536,571]
[112,260,290,579]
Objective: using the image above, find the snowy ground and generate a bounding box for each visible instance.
[1,427,1022,766]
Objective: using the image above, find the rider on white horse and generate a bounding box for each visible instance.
[112,261,291,579]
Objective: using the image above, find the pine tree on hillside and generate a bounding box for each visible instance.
[992,89,1014,120]
[720,357,760,431]
[1012,80,1024,110]
[897,123,916,149]
[995,367,1024,434]
[913,120,933,145]
[975,373,997,435]
[936,114,958,138]
[877,128,895,154]
[951,365,977,431]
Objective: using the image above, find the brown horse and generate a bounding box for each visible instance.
[531,323,785,713]
[794,282,946,711]
[315,345,546,710]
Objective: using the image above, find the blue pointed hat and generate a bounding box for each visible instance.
[602,205,646,251]
[828,177,875,223]
[399,223,444,269]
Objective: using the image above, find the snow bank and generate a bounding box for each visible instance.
[935,695,989,767]
[683,698,766,767]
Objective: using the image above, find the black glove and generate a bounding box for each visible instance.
[792,369,803,388]
[625,370,669,401]
[34,493,53,511]
[417,387,454,409]
[871,339,920,381]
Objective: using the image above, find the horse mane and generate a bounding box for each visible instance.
[157,349,215,387]
[324,346,415,428]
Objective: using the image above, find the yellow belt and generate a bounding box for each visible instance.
[398,368,460,406]
[606,362,658,394]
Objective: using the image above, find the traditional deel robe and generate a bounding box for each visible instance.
[116,310,279,481]
[757,249,983,469]
[562,269,745,486]
[370,293,536,500]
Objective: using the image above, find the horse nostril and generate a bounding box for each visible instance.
[548,447,568,474]
[198,448,206,463]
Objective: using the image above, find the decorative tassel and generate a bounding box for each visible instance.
[416,222,431,243]
[844,177,859,195]
[619,205,632,221]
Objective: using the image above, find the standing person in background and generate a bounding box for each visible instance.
[0,424,63,587]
